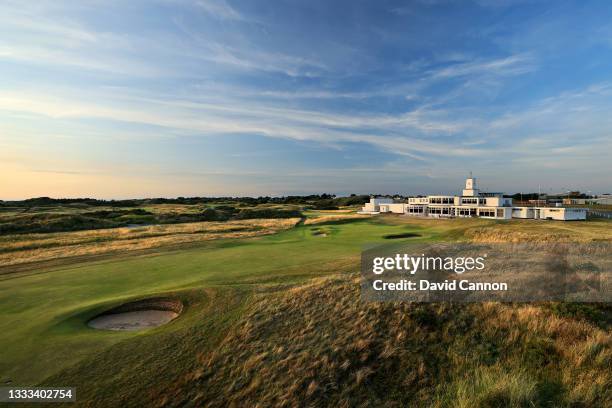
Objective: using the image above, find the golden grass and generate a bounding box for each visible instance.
[315,208,356,213]
[163,276,611,407]
[0,218,300,267]
[371,215,612,244]
[465,219,612,243]
[303,213,369,225]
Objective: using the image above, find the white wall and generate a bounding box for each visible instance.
[483,197,501,207]
[539,208,566,220]
[542,208,586,220]
[512,207,534,219]
[362,202,377,212]
[511,207,586,220]
[387,203,407,213]
[498,207,512,219]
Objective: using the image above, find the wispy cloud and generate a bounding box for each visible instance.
[4,75,612,169]
[0,87,482,161]
[427,54,536,79]
[0,1,100,44]
[197,42,329,77]
[194,0,244,21]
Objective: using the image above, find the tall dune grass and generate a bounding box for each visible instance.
[0,218,300,267]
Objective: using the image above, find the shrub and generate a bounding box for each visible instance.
[233,209,302,220]
[548,303,610,327]
[200,208,222,221]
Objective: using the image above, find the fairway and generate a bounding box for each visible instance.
[0,217,440,387]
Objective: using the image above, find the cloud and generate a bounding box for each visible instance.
[0,88,484,161]
[194,0,244,21]
[199,42,328,77]
[0,2,164,76]
[0,44,166,76]
[427,54,536,79]
[488,82,612,132]
[2,75,610,173]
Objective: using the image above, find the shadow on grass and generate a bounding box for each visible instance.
[383,232,422,239]
[309,218,370,226]
[536,378,566,407]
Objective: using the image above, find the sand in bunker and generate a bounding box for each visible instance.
[88,310,179,331]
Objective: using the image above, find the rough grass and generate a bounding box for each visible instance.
[0,218,300,267]
[159,277,610,407]
[0,203,301,234]
[463,219,612,243]
[303,210,369,225]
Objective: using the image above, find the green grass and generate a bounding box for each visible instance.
[0,217,434,386]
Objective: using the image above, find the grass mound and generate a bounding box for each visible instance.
[159,277,611,407]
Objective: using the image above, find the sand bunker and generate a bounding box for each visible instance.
[88,297,182,331]
[88,310,179,331]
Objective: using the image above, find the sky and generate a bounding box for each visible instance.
[1,0,611,199]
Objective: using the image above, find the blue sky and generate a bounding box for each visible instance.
[1,0,611,199]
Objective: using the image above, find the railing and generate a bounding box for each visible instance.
[587,209,612,219]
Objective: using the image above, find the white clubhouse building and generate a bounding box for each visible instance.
[361,176,586,221]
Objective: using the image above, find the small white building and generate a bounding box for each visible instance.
[359,197,393,214]
[361,176,586,221]
[513,206,587,221]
